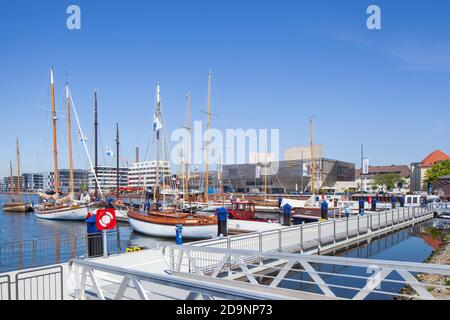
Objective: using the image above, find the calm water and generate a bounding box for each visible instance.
[0,194,177,249]
[278,224,434,299]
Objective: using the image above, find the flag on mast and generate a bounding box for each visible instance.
[362,158,370,174]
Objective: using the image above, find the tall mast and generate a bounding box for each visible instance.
[155,83,161,204]
[66,83,74,194]
[50,68,59,195]
[309,117,315,194]
[185,92,191,198]
[94,90,98,198]
[116,123,120,198]
[16,138,21,203]
[205,71,212,202]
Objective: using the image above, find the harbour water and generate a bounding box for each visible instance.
[0,194,178,272]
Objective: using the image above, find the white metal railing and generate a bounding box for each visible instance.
[190,206,433,254]
[162,244,450,300]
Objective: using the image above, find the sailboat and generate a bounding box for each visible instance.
[127,83,217,239]
[34,70,89,220]
[3,139,33,212]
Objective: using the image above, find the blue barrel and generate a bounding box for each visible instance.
[320,201,328,220]
[359,198,365,215]
[217,207,228,236]
[283,204,292,226]
[175,224,183,245]
[85,214,103,257]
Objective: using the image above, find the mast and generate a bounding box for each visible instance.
[50,68,59,195]
[264,149,267,195]
[309,117,315,194]
[16,138,21,204]
[116,123,120,198]
[205,71,212,202]
[66,83,74,194]
[94,90,98,198]
[185,92,191,199]
[155,83,161,205]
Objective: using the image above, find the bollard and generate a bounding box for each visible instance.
[217,207,228,237]
[391,197,397,209]
[371,197,377,212]
[399,196,405,208]
[359,198,365,216]
[175,224,183,245]
[320,201,328,220]
[282,204,292,226]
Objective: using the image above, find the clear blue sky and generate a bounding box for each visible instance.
[0,0,449,176]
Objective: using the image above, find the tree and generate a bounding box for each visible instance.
[424,160,450,184]
[371,173,405,191]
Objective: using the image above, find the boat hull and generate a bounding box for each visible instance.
[128,215,217,239]
[35,205,89,221]
[3,204,33,212]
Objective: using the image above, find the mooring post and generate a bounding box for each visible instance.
[102,230,108,258]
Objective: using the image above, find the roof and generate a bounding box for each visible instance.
[356,165,411,178]
[421,150,450,167]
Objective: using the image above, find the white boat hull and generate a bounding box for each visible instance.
[35,205,89,221]
[128,215,216,239]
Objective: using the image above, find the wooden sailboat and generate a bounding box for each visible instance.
[127,83,217,239]
[35,71,89,220]
[3,139,32,212]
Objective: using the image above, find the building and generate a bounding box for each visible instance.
[434,175,450,198]
[284,145,323,161]
[88,166,129,193]
[249,153,276,164]
[128,161,171,188]
[43,169,89,194]
[355,165,411,193]
[221,158,355,194]
[411,150,450,192]
[22,173,44,192]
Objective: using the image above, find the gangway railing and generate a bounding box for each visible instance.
[162,244,450,300]
[67,258,333,300]
[189,206,433,254]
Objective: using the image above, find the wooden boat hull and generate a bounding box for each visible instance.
[127,211,217,239]
[34,205,89,220]
[3,203,32,212]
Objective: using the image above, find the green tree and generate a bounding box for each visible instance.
[424,160,450,184]
[372,173,405,191]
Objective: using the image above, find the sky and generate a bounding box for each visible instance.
[0,0,449,176]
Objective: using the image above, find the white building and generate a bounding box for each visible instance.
[88,166,129,193]
[128,161,171,188]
